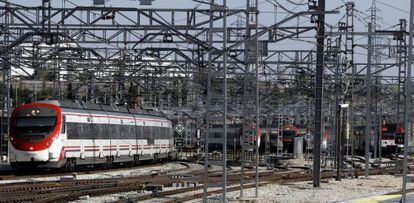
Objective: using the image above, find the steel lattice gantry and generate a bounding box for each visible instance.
[0,0,414,201]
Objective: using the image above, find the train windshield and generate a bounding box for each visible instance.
[14,117,56,134]
[382,124,397,133]
[16,117,56,128]
[12,106,58,141]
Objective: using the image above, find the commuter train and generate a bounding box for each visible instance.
[381,124,404,149]
[353,123,403,156]
[209,124,262,151]
[8,100,174,170]
[208,123,328,154]
[282,124,328,153]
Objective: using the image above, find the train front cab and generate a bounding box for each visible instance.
[282,125,299,154]
[8,103,65,168]
[381,124,403,154]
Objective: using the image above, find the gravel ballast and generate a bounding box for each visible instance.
[209,175,412,203]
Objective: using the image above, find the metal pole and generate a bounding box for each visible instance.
[336,106,341,181]
[240,0,250,197]
[379,107,382,163]
[402,0,414,201]
[333,37,341,171]
[0,0,10,162]
[222,0,228,202]
[365,22,372,178]
[203,1,214,202]
[313,0,325,188]
[254,0,260,198]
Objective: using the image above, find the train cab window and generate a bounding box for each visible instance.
[14,114,57,142]
[61,116,66,134]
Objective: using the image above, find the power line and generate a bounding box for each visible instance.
[376,0,409,14]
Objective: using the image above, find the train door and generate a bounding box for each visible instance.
[89,116,97,162]
[60,115,67,160]
[133,115,139,155]
[95,117,103,159]
[79,117,85,160]
[103,113,112,164]
[107,114,113,158]
[137,120,144,156]
[115,119,120,158]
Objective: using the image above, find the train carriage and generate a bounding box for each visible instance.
[8,100,174,169]
[353,123,403,156]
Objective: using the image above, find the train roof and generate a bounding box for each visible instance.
[31,100,167,119]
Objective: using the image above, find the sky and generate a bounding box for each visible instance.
[7,0,410,45]
[5,0,413,77]
[7,0,410,26]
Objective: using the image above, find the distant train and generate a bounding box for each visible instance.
[381,124,404,149]
[209,124,262,151]
[208,123,328,154]
[281,124,299,153]
[8,100,175,170]
[282,124,328,153]
[353,123,403,156]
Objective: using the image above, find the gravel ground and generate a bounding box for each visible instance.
[82,175,409,203]
[70,190,153,203]
[0,162,186,184]
[203,175,412,203]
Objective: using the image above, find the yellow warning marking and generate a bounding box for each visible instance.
[351,194,401,203]
[351,199,377,203]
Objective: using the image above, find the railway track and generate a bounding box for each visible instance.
[0,163,276,203]
[114,167,395,203]
[0,161,229,203]
[0,161,177,181]
[0,163,401,203]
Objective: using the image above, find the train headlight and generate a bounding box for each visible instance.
[30,109,41,116]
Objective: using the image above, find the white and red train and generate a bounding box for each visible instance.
[8,100,174,170]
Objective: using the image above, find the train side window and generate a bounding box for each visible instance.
[61,116,66,134]
[120,125,125,138]
[156,127,161,139]
[101,124,109,139]
[153,127,157,139]
[67,122,78,139]
[92,124,98,139]
[114,125,120,139]
[128,126,134,139]
[136,125,142,137]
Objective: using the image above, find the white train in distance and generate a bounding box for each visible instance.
[8,100,175,170]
